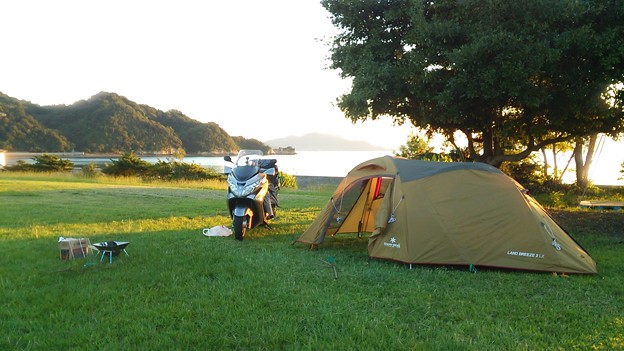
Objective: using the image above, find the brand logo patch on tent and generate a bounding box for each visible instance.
[507,250,545,259]
[384,237,401,249]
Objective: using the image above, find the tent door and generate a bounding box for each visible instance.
[358,177,393,236]
[327,176,394,236]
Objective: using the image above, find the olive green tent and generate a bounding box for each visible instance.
[296,156,597,274]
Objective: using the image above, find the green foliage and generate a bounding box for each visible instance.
[2,160,32,172]
[323,0,624,166]
[1,88,351,157]
[101,152,152,177]
[31,154,74,172]
[3,154,74,172]
[175,122,238,154]
[102,153,225,181]
[80,162,98,178]
[396,132,456,161]
[32,92,184,153]
[150,159,173,179]
[396,133,433,159]
[543,190,566,208]
[500,157,589,196]
[279,172,298,189]
[1,91,240,154]
[0,93,72,151]
[501,158,547,189]
[147,109,238,154]
[532,184,624,209]
[620,160,624,180]
[232,136,272,154]
[168,161,225,181]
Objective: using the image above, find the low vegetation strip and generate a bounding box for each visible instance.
[0,173,623,350]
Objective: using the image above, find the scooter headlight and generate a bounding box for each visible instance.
[229,177,266,197]
[227,177,239,193]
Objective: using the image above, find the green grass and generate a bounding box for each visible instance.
[1,173,623,350]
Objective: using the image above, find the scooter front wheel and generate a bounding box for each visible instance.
[233,215,247,241]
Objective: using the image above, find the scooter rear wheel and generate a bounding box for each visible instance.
[233,215,247,241]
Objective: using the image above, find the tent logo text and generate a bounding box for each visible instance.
[384,237,401,249]
[507,250,545,259]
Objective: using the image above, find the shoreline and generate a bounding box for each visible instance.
[294,175,342,189]
[3,151,622,187]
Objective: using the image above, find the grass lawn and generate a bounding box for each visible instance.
[1,173,623,350]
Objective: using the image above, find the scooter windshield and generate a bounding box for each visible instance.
[233,165,259,181]
[235,149,264,165]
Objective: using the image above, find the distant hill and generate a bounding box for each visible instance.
[0,91,270,154]
[0,93,71,152]
[265,133,388,151]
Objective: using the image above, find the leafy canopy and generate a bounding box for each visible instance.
[323,0,624,166]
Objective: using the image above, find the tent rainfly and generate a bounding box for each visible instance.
[296,156,597,274]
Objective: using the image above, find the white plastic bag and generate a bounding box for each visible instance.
[202,225,232,237]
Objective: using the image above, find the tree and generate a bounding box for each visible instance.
[31,154,74,172]
[322,0,624,169]
[396,132,455,161]
[3,154,74,172]
[396,132,432,159]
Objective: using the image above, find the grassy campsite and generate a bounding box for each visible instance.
[1,172,623,350]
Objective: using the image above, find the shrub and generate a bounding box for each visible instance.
[279,172,297,189]
[150,160,173,179]
[80,162,99,178]
[101,152,151,177]
[169,161,225,181]
[101,154,225,182]
[501,159,547,190]
[3,160,33,172]
[3,154,74,172]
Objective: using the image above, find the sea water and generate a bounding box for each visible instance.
[149,149,624,185]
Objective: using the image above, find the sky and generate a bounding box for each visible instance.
[1,0,413,150]
[2,0,622,184]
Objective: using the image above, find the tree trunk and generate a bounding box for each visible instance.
[558,153,574,183]
[540,148,549,178]
[552,147,559,181]
[574,134,598,188]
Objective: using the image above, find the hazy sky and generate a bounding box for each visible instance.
[1,0,413,150]
[2,1,622,184]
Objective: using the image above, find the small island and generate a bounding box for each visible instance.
[270,146,296,155]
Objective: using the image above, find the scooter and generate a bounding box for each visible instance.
[224,150,280,240]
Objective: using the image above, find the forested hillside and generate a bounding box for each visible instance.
[0,93,71,152]
[0,91,266,154]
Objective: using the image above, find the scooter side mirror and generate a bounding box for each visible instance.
[224,156,232,163]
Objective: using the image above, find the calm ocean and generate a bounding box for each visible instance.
[143,148,624,186]
[153,150,393,178]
